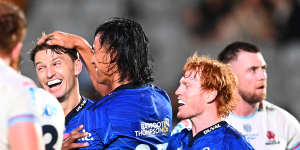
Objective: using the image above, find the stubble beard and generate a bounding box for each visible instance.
[57,95,66,103]
[239,90,267,105]
[177,109,200,120]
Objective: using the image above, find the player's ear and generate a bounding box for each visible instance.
[74,58,82,76]
[205,89,217,103]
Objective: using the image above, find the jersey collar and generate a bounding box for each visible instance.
[65,96,88,125]
[112,82,144,92]
[188,121,227,147]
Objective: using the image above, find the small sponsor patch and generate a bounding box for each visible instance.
[135,118,170,137]
[265,130,280,145]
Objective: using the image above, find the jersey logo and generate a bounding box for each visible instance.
[135,118,170,137]
[203,123,221,135]
[265,130,280,145]
[43,105,58,117]
[243,124,252,132]
[79,129,94,141]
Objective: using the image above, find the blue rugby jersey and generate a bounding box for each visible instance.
[81,83,173,150]
[167,121,254,150]
[64,96,95,147]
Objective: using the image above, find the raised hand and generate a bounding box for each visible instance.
[37,31,91,50]
[62,125,89,150]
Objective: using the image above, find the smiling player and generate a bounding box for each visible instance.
[167,53,253,150]
[30,42,98,149]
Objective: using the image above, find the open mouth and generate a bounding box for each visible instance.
[178,99,186,107]
[257,85,265,89]
[47,79,62,88]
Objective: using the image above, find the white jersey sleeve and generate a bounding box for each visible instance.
[275,103,300,150]
[225,101,300,150]
[0,60,41,150]
[31,88,65,150]
[171,119,192,135]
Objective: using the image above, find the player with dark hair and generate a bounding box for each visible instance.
[219,41,300,149]
[167,53,253,149]
[30,42,101,149]
[38,17,172,149]
[0,1,64,150]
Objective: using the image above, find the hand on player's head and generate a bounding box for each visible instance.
[37,31,79,49]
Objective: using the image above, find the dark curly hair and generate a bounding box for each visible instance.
[94,17,153,85]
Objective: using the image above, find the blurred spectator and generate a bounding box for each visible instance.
[182,0,300,44]
[215,0,277,42]
[182,0,235,41]
[277,0,300,44]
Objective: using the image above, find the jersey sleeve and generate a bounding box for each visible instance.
[284,111,300,149]
[7,84,38,127]
[171,119,192,135]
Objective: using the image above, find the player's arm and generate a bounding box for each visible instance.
[62,125,89,150]
[8,120,44,150]
[7,84,45,150]
[285,114,300,149]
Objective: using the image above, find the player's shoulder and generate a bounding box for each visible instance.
[262,100,286,112]
[33,88,64,120]
[0,67,37,104]
[83,96,95,106]
[0,65,36,89]
[263,101,300,123]
[167,128,191,148]
[114,84,169,99]
[224,125,245,140]
[171,128,190,139]
[223,123,254,149]
[33,88,61,107]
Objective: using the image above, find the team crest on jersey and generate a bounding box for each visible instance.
[135,118,170,137]
[243,124,252,132]
[43,105,58,117]
[265,130,280,145]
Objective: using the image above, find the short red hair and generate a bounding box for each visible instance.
[183,53,237,118]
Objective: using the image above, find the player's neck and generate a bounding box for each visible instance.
[191,106,221,137]
[232,97,257,117]
[110,75,131,92]
[0,55,11,66]
[60,82,81,117]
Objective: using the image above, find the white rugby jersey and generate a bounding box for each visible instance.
[31,88,65,150]
[0,59,64,150]
[0,59,41,150]
[225,100,300,150]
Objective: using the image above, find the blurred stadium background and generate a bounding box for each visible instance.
[8,0,300,124]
